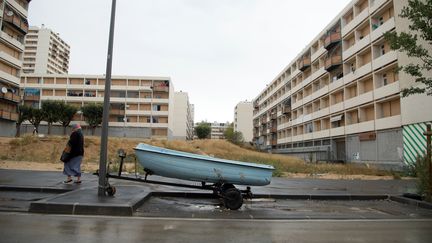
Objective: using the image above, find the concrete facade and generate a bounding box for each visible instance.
[20,74,175,139]
[23,25,70,74]
[234,101,253,142]
[172,91,194,140]
[252,0,432,170]
[0,0,30,131]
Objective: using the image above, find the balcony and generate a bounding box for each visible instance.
[299,55,311,71]
[374,80,400,100]
[6,0,29,17]
[344,91,374,110]
[282,105,291,114]
[343,34,371,60]
[330,102,344,114]
[372,51,398,70]
[253,102,259,109]
[152,86,169,92]
[3,8,29,34]
[253,121,259,128]
[329,77,344,92]
[271,126,277,133]
[271,140,277,146]
[375,114,401,130]
[325,53,342,71]
[344,63,372,85]
[330,126,345,137]
[23,95,40,101]
[342,8,369,37]
[0,110,18,121]
[311,85,329,100]
[261,117,267,124]
[371,17,395,42]
[1,92,20,103]
[324,31,341,50]
[0,31,24,51]
[0,51,22,68]
[109,109,125,116]
[312,107,330,119]
[313,129,330,139]
[370,0,388,14]
[311,47,326,62]
[270,112,277,120]
[0,70,20,85]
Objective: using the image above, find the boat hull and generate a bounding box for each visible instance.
[134,143,274,186]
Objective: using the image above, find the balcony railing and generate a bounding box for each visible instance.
[110,109,125,115]
[0,109,18,121]
[299,55,311,71]
[23,95,40,101]
[325,54,342,71]
[1,92,20,103]
[324,32,341,50]
[153,86,169,92]
[3,7,29,34]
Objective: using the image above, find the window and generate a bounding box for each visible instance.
[350,63,356,72]
[85,79,90,85]
[381,45,386,55]
[383,74,388,86]
[379,17,384,25]
[153,104,161,111]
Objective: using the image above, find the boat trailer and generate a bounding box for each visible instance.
[95,149,252,210]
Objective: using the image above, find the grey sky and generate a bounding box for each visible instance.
[28,0,350,123]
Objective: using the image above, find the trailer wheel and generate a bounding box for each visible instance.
[223,188,243,210]
[106,185,116,196]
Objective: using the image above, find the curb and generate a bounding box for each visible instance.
[0,185,72,194]
[390,195,432,210]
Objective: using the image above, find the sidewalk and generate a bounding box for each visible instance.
[0,169,424,216]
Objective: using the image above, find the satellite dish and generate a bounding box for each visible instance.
[1,87,8,94]
[6,11,13,17]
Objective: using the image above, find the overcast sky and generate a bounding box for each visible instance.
[28,0,350,123]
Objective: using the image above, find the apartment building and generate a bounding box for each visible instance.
[252,0,432,169]
[23,25,70,74]
[193,121,231,139]
[20,74,175,138]
[234,101,253,142]
[172,91,194,140]
[0,0,30,136]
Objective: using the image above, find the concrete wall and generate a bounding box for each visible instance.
[19,124,152,138]
[0,120,15,137]
[346,128,404,170]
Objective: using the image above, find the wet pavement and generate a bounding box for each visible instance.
[1,169,432,242]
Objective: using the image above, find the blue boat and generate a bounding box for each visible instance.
[134,143,274,186]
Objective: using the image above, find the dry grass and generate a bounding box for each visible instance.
[0,136,392,177]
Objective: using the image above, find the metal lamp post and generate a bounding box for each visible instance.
[98,0,116,196]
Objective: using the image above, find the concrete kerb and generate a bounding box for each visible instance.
[29,185,153,216]
[0,185,72,194]
[389,195,432,210]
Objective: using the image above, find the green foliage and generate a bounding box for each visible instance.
[15,105,32,137]
[41,100,63,135]
[81,103,103,134]
[195,122,211,139]
[414,156,431,201]
[28,107,44,133]
[59,103,78,135]
[384,0,432,96]
[224,124,245,145]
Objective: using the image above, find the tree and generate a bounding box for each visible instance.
[41,100,62,135]
[15,105,31,137]
[28,107,44,134]
[224,124,244,145]
[384,0,432,96]
[59,103,78,135]
[81,103,103,135]
[194,122,211,139]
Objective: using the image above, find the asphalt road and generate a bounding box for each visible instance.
[1,212,431,243]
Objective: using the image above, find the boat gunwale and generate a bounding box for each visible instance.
[134,145,275,171]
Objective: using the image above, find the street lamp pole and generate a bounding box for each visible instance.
[98,0,116,196]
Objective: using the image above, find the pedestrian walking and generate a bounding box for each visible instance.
[63,124,84,184]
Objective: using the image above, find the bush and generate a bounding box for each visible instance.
[415,156,431,200]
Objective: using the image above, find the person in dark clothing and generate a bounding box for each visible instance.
[63,124,84,184]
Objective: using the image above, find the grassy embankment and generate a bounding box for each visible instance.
[0,135,393,177]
